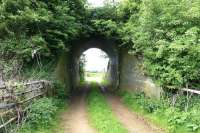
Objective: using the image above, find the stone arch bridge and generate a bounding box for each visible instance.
[55,37,162,97]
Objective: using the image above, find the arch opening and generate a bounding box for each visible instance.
[79,48,110,85]
[70,38,119,90]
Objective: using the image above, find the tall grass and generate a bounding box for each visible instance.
[22,60,56,80]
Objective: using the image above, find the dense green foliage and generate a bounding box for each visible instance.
[87,84,127,133]
[122,0,200,89]
[87,0,200,89]
[0,0,199,88]
[26,98,58,127]
[0,0,87,61]
[1,1,198,132]
[120,90,200,133]
[79,54,86,83]
[0,0,88,81]
[18,97,66,133]
[16,76,67,133]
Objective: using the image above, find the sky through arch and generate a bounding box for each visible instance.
[87,0,105,7]
[82,48,109,72]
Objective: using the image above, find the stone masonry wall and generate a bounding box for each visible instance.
[119,51,162,98]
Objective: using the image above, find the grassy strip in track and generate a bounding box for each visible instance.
[87,84,128,133]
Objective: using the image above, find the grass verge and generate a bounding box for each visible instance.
[17,98,68,133]
[87,84,128,133]
[119,90,200,133]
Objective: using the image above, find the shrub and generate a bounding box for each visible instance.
[27,98,58,128]
[53,81,68,99]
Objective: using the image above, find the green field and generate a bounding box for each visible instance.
[85,72,107,83]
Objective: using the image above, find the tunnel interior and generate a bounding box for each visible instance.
[70,38,119,90]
